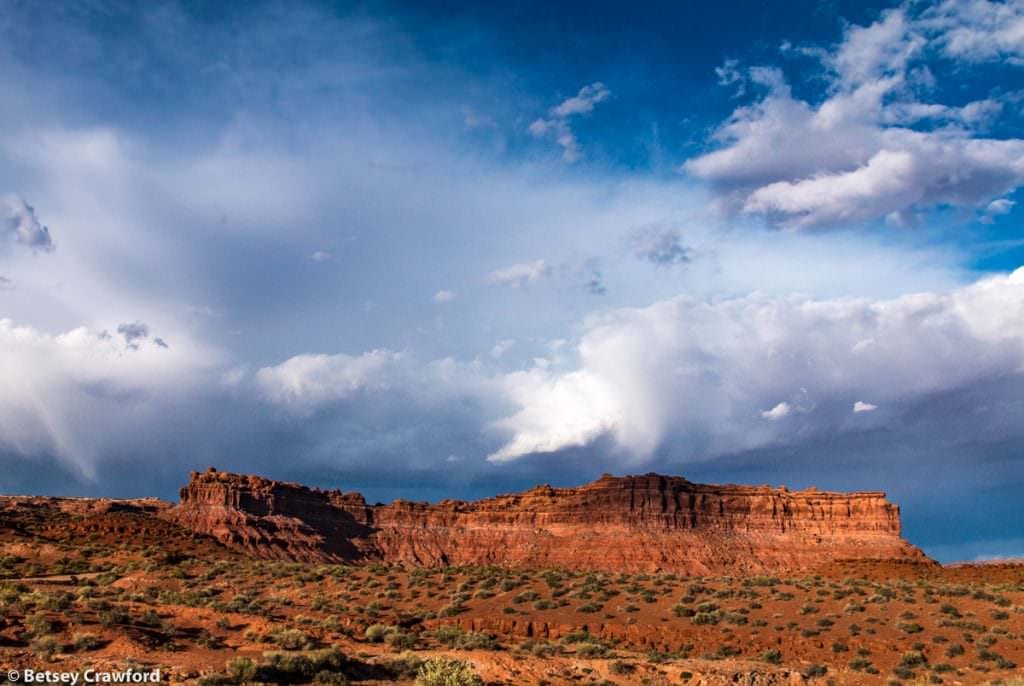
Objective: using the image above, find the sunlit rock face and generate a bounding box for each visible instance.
[167,468,932,574]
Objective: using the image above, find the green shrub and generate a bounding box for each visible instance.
[364,624,391,643]
[609,660,635,675]
[386,630,417,650]
[671,603,694,617]
[72,632,101,651]
[226,657,257,681]
[900,650,927,667]
[414,657,481,686]
[273,628,314,650]
[760,648,782,664]
[576,642,609,658]
[692,611,720,625]
[30,636,59,658]
[801,664,827,679]
[848,656,871,671]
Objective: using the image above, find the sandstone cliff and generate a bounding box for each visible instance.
[166,468,932,573]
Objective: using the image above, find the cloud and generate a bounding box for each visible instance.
[255,349,495,419]
[490,339,515,359]
[309,250,333,262]
[628,226,693,267]
[484,267,1024,462]
[921,0,1024,65]
[253,268,1024,466]
[549,82,612,118]
[684,8,1024,229]
[486,259,553,287]
[116,321,151,350]
[0,318,218,477]
[432,289,456,304]
[980,197,1016,224]
[0,276,12,291]
[3,195,55,252]
[853,400,878,413]
[529,82,611,162]
[761,402,791,421]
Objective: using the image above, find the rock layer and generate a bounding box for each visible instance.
[166,468,932,573]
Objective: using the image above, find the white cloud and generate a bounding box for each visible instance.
[485,267,1024,461]
[550,82,612,118]
[486,259,553,287]
[3,195,55,251]
[761,402,791,421]
[432,289,456,303]
[981,197,1016,223]
[921,0,1024,65]
[853,400,878,413]
[256,350,406,413]
[490,338,515,359]
[309,250,333,262]
[684,8,1024,229]
[529,82,611,162]
[254,268,1024,465]
[0,276,12,290]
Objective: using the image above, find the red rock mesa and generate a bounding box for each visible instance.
[166,468,931,574]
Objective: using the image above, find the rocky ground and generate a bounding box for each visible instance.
[0,497,1022,685]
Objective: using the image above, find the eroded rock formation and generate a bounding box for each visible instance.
[165,468,932,573]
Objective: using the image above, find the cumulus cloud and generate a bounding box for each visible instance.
[254,269,1024,466]
[628,226,693,267]
[255,349,495,419]
[486,259,553,287]
[529,82,611,162]
[853,400,878,413]
[3,195,55,251]
[485,268,1024,462]
[761,402,791,421]
[684,8,1024,229]
[432,289,456,303]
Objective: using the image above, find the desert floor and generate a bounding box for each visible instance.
[0,503,1022,685]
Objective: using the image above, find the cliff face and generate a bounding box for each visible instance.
[166,468,931,573]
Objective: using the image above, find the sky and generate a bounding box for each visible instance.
[1,0,1023,562]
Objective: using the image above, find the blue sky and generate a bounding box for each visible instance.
[1,0,1023,562]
